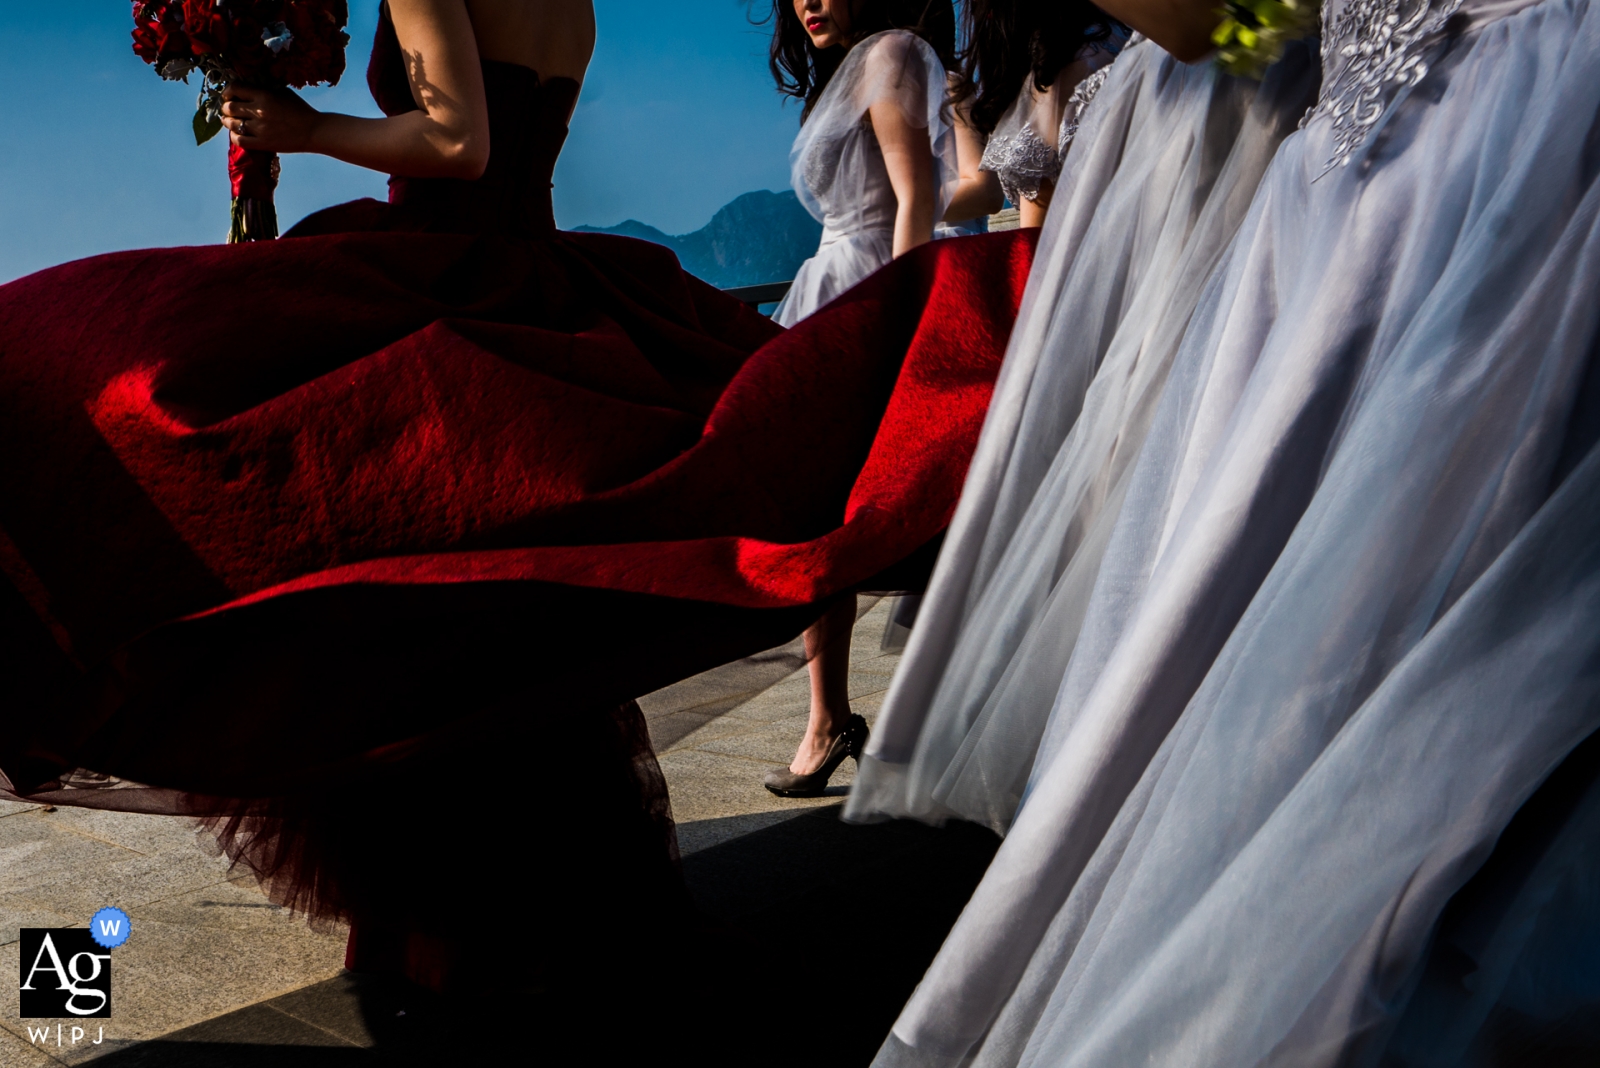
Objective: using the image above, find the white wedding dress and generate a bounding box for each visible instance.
[846,33,1321,830]
[864,0,1600,1061]
[772,30,960,327]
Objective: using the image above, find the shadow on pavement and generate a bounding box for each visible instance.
[680,805,1001,1066]
[87,807,998,1067]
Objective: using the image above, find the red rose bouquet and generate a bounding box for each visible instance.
[132,1,351,242]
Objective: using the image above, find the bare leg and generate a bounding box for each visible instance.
[789,595,857,774]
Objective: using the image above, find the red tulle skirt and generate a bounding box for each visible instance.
[0,223,1037,987]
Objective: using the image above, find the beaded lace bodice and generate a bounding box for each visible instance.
[979,39,1124,205]
[1300,0,1531,171]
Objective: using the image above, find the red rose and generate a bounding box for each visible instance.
[131,1,193,65]
[273,1,350,88]
[180,0,234,56]
[135,0,348,89]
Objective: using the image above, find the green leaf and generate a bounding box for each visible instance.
[193,107,223,146]
[1253,0,1289,25]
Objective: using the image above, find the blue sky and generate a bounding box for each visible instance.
[0,1,800,284]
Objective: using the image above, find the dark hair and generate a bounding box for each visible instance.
[765,0,958,122]
[952,0,1123,136]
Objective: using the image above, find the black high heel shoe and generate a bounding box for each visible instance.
[762,714,869,797]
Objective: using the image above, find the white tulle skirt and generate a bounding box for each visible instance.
[773,218,985,327]
[845,37,1321,830]
[872,0,1600,1062]
[772,227,893,327]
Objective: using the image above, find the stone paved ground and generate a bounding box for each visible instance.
[0,800,346,1065]
[1,597,997,1067]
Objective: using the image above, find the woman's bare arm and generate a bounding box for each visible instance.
[1019,193,1051,228]
[943,89,1004,223]
[222,0,491,180]
[1096,0,1219,62]
[871,98,938,256]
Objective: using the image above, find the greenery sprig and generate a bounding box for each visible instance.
[1211,0,1319,79]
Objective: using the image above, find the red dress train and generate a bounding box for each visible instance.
[0,6,1037,990]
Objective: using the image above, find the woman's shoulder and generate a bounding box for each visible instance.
[799,29,945,138]
[854,29,941,72]
[838,29,944,111]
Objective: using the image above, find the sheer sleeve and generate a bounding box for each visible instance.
[789,30,960,225]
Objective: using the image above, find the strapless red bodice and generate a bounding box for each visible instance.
[361,2,579,235]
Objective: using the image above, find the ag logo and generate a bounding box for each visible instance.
[19,929,112,1018]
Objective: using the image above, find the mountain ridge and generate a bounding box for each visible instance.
[573,189,821,290]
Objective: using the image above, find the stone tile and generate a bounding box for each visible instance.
[646,709,721,752]
[711,675,811,723]
[854,647,902,668]
[0,902,75,949]
[675,808,815,855]
[261,975,377,1049]
[32,808,205,860]
[21,917,341,1058]
[850,633,893,663]
[639,640,806,720]
[263,971,493,1056]
[0,815,232,933]
[0,818,149,927]
[658,748,838,826]
[851,595,893,636]
[1,883,345,1063]
[0,1023,64,1067]
[653,709,761,754]
[127,878,306,939]
[0,800,42,819]
[687,720,812,766]
[847,668,896,699]
[153,1004,357,1048]
[854,685,890,714]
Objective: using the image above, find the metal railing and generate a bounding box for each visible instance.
[723,280,793,307]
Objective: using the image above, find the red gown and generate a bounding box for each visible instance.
[0,7,1037,988]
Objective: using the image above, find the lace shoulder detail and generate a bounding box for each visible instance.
[1302,0,1465,172]
[979,38,1125,206]
[981,120,1062,205]
[1059,63,1114,148]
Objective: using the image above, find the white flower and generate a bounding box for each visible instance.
[262,22,293,54]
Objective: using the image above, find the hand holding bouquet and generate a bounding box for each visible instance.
[132,1,351,242]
